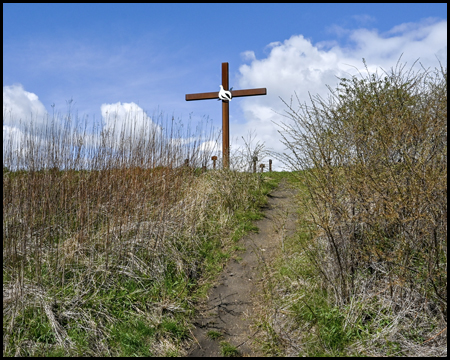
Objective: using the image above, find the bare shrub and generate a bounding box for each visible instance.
[276,58,447,355]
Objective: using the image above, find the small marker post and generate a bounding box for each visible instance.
[252,156,258,173]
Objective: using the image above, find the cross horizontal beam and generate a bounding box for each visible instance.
[185,88,266,101]
[185,62,267,169]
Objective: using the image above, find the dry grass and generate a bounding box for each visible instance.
[3,108,268,356]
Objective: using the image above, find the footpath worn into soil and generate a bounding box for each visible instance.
[187,179,299,357]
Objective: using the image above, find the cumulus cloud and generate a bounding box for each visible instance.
[233,18,447,170]
[3,84,48,129]
[100,102,162,141]
[198,140,220,153]
[3,85,49,168]
[3,124,26,154]
[241,50,256,62]
[4,18,446,172]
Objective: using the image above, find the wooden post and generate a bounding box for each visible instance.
[269,159,272,172]
[185,159,189,167]
[252,156,258,173]
[260,164,265,173]
[186,62,267,169]
[211,156,217,170]
[222,63,230,168]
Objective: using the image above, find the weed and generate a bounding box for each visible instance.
[206,330,223,340]
[219,341,240,357]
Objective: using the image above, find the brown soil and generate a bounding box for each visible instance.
[187,178,299,357]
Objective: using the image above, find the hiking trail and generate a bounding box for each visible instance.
[187,178,299,357]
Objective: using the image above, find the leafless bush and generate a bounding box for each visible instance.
[233,130,268,172]
[276,58,447,354]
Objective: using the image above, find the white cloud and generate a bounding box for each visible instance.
[4,19,446,172]
[100,102,162,141]
[198,140,220,153]
[3,84,48,128]
[241,50,256,62]
[3,85,215,169]
[3,124,26,154]
[234,18,447,171]
[3,85,50,169]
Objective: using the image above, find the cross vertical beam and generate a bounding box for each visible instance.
[185,62,267,169]
[222,62,230,168]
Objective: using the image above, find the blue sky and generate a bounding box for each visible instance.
[3,3,447,170]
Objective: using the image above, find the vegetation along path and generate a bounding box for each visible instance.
[187,177,299,357]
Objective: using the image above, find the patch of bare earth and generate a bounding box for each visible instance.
[187,178,299,357]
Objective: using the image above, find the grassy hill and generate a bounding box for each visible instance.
[3,58,446,356]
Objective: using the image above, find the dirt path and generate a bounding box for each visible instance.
[187,178,299,357]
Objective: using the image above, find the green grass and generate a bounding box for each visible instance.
[253,172,364,356]
[261,170,300,188]
[109,319,155,356]
[206,330,223,340]
[219,341,240,357]
[276,245,357,356]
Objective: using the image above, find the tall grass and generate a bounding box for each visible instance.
[3,108,268,356]
[275,58,447,356]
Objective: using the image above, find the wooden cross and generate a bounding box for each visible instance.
[186,62,266,168]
